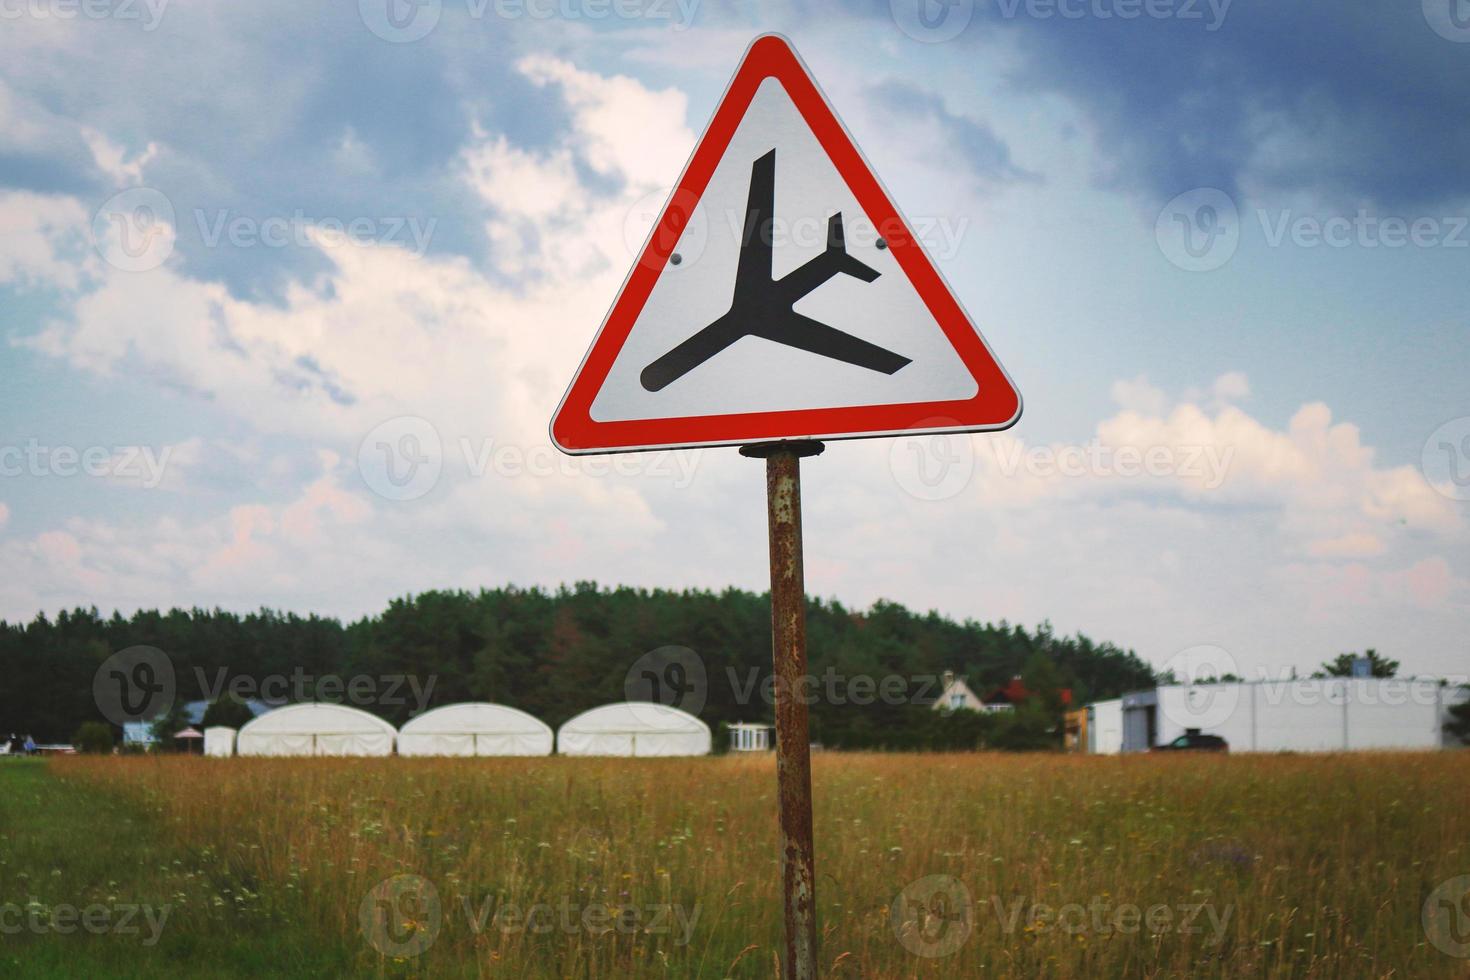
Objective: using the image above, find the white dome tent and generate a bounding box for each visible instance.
[397,703,553,757]
[203,726,236,757]
[557,702,711,757]
[236,703,396,757]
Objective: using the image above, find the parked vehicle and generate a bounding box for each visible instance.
[1152,729,1229,753]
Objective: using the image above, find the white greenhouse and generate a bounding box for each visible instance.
[203,726,236,757]
[557,702,711,757]
[235,703,396,757]
[396,703,554,757]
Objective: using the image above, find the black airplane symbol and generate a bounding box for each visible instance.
[639,148,911,392]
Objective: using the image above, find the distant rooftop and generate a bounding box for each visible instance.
[122,698,281,744]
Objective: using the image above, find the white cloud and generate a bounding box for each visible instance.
[1307,532,1386,560]
[1,54,1466,681]
[2,56,697,620]
[850,378,1468,677]
[1212,370,1250,404]
[81,126,159,187]
[10,56,692,457]
[516,55,691,189]
[0,191,93,291]
[0,79,79,163]
[0,460,382,613]
[1110,374,1167,416]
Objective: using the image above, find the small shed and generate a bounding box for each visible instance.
[203,726,236,757]
[397,703,553,757]
[728,722,773,752]
[236,703,396,757]
[557,703,711,757]
[1086,699,1124,754]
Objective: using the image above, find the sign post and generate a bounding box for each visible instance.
[550,34,1022,980]
[741,439,823,978]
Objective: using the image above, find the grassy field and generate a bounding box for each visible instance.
[2,752,1467,978]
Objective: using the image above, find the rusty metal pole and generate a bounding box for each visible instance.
[741,439,823,980]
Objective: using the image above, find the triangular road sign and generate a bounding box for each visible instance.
[551,34,1021,455]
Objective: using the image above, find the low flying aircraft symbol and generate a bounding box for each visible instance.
[639,148,911,392]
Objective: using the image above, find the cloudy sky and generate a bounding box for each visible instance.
[1,0,1467,680]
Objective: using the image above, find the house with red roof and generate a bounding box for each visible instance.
[931,672,1073,714]
[979,675,1073,713]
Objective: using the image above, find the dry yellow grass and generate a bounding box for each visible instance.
[48,751,1470,978]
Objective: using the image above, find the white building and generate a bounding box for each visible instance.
[203,726,236,757]
[236,703,396,757]
[728,722,773,752]
[557,703,711,757]
[1086,699,1124,754]
[396,703,553,757]
[1084,679,1466,753]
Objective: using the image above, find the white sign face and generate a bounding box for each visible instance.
[589,76,979,423]
[552,34,1020,455]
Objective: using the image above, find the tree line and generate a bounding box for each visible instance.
[0,583,1160,750]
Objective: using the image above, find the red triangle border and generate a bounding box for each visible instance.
[550,34,1021,454]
